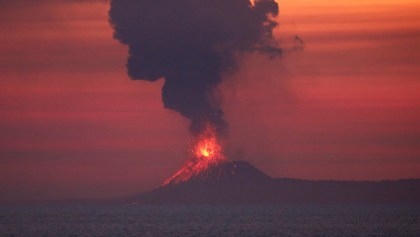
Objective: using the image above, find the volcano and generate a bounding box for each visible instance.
[125,160,420,204]
[127,160,276,204]
[163,160,272,186]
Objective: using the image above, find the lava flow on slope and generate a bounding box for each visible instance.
[162,124,227,186]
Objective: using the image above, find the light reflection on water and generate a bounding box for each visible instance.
[0,204,419,237]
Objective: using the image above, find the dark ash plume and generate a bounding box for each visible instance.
[109,0,280,137]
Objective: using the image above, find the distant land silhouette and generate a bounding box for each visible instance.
[3,160,418,206]
[125,161,420,204]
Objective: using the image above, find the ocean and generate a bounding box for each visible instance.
[0,204,419,236]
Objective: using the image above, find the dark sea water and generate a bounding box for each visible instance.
[0,204,419,237]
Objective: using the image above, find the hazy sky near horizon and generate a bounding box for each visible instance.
[0,0,419,201]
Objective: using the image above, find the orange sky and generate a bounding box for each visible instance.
[0,0,419,201]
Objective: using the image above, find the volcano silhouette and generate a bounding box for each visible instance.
[124,160,420,204]
[127,160,277,204]
[163,160,272,186]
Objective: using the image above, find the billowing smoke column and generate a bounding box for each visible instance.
[109,0,280,138]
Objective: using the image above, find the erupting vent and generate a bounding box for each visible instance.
[163,124,227,186]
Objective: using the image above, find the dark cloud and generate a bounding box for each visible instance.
[109,0,280,137]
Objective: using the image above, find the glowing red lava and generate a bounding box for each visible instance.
[194,128,223,159]
[162,124,226,186]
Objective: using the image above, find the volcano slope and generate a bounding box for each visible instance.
[125,160,420,204]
